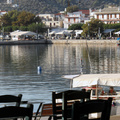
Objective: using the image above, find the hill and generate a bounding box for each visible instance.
[0,0,119,14]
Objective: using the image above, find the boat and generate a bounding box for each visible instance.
[63,73,120,115]
[62,36,120,116]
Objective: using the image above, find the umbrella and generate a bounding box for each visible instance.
[72,74,120,88]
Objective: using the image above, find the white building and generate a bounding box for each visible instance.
[36,13,63,28]
[7,0,13,4]
[90,6,120,24]
[0,11,7,16]
[63,10,90,29]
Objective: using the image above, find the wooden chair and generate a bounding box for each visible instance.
[72,97,112,120]
[0,103,33,120]
[62,89,91,120]
[0,94,22,107]
[52,89,91,120]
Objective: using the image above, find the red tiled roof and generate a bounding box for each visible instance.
[79,10,89,15]
[55,13,61,15]
[0,11,7,13]
[65,16,79,18]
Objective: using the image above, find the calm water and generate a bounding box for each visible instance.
[0,44,120,109]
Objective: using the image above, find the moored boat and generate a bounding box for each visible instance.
[63,73,120,115]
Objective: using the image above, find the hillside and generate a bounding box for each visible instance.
[0,0,120,14]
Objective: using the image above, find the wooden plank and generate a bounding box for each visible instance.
[41,102,74,117]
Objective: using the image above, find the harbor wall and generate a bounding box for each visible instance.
[47,39,118,45]
[0,39,118,45]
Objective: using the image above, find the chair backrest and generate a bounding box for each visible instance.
[72,97,112,120]
[0,103,33,120]
[62,89,91,120]
[52,89,90,120]
[52,91,62,120]
[0,94,22,107]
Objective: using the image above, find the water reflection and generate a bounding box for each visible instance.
[0,44,120,104]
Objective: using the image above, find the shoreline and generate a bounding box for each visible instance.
[48,39,118,45]
[0,39,118,45]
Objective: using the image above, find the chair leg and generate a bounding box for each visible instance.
[48,116,52,120]
[34,103,43,120]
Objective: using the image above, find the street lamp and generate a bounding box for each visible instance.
[88,23,90,39]
[98,27,100,39]
[1,23,4,41]
[36,22,38,40]
[98,22,101,39]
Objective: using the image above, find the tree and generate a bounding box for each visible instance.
[0,10,45,34]
[68,23,83,30]
[16,11,35,26]
[0,10,20,27]
[12,26,19,31]
[4,26,12,32]
[27,23,47,33]
[0,14,11,27]
[103,23,120,31]
[8,10,20,25]
[82,18,104,37]
[66,5,79,13]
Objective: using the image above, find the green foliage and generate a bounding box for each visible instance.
[8,10,20,23]
[68,23,83,30]
[66,5,79,13]
[0,10,41,27]
[103,23,120,30]
[12,26,19,31]
[16,11,35,26]
[4,26,12,32]
[0,10,45,33]
[19,26,28,31]
[82,18,104,37]
[27,23,37,32]
[0,14,11,26]
[0,0,119,14]
[27,23,47,33]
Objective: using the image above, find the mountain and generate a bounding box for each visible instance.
[0,0,120,14]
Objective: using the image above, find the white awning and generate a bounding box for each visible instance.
[75,30,83,34]
[72,74,120,87]
[49,31,55,35]
[10,31,37,36]
[103,29,115,33]
[56,31,65,35]
[56,30,71,35]
[114,31,120,34]
[63,74,80,79]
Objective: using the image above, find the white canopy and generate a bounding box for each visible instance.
[49,31,55,35]
[63,74,80,79]
[72,74,120,87]
[114,31,120,34]
[75,30,83,34]
[56,31,65,35]
[55,30,71,35]
[10,31,37,36]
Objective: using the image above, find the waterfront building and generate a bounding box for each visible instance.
[0,10,7,16]
[90,6,120,24]
[63,10,90,29]
[7,0,13,4]
[36,13,63,28]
